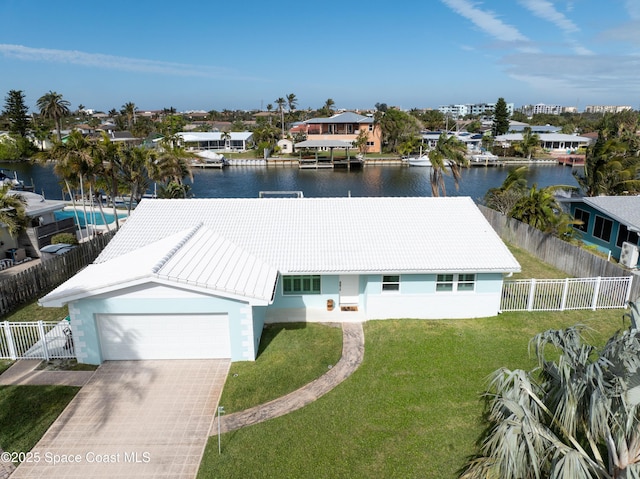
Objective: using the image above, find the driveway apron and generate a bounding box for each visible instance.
[11,359,229,479]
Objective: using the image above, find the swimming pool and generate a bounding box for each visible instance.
[55,209,128,227]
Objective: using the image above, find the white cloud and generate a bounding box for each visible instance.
[518,0,579,34]
[504,52,640,97]
[518,0,593,55]
[440,0,537,52]
[0,44,235,78]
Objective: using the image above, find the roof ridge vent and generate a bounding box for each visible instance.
[151,223,203,273]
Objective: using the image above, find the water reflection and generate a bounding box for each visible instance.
[0,162,580,201]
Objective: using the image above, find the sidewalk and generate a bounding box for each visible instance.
[213,321,365,434]
[0,360,95,386]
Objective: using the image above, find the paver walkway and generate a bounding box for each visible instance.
[10,359,229,479]
[213,321,364,434]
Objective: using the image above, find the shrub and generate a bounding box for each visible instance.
[51,233,78,245]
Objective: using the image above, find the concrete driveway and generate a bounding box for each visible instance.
[11,359,229,479]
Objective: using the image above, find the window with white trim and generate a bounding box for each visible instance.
[436,274,476,292]
[382,275,400,292]
[282,275,321,295]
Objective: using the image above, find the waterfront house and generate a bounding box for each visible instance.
[300,112,382,153]
[494,133,592,154]
[1,191,71,264]
[177,131,253,152]
[39,197,520,364]
[566,196,640,267]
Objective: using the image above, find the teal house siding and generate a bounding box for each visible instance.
[569,201,640,263]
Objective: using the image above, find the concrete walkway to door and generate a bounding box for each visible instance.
[10,359,229,479]
[213,321,364,434]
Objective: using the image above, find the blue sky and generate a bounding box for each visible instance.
[1,0,639,113]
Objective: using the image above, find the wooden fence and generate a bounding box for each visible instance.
[0,232,115,316]
[501,276,633,312]
[479,205,640,301]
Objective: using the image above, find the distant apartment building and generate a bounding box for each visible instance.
[438,102,514,119]
[518,104,578,116]
[584,105,633,114]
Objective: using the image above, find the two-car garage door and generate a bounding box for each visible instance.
[96,314,231,360]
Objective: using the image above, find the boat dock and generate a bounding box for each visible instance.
[557,155,585,166]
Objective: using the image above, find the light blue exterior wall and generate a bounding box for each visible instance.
[251,306,267,356]
[570,203,640,264]
[363,273,503,295]
[69,286,256,365]
[270,274,343,309]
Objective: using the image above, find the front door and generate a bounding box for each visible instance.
[339,275,360,306]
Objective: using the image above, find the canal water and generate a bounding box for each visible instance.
[2,162,581,201]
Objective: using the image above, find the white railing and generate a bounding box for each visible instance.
[0,320,75,360]
[501,276,633,312]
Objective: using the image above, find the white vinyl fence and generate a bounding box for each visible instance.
[501,276,633,312]
[0,320,75,360]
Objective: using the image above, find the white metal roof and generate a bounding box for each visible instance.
[177,131,253,142]
[40,225,278,307]
[95,197,520,275]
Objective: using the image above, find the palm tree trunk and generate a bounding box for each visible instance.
[64,179,82,239]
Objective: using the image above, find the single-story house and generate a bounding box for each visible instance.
[566,196,640,267]
[177,131,253,152]
[494,133,592,154]
[39,197,520,364]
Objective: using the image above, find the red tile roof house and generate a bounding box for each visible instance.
[39,197,520,364]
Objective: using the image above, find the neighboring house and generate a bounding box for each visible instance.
[494,133,592,154]
[567,196,640,267]
[1,191,71,262]
[177,131,253,152]
[39,197,520,365]
[420,131,484,152]
[300,112,382,153]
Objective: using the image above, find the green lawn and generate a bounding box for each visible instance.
[0,385,79,454]
[0,301,68,323]
[220,323,342,413]
[507,242,569,279]
[197,309,625,479]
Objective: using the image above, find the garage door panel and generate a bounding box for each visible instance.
[97,314,230,360]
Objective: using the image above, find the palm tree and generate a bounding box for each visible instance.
[120,102,137,130]
[286,93,297,113]
[118,145,150,214]
[0,185,28,237]
[509,183,577,233]
[483,166,528,214]
[46,130,97,234]
[275,97,286,139]
[428,133,469,197]
[323,98,335,116]
[574,135,640,196]
[513,127,540,160]
[147,136,194,198]
[220,131,231,150]
[461,320,640,479]
[36,91,70,141]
